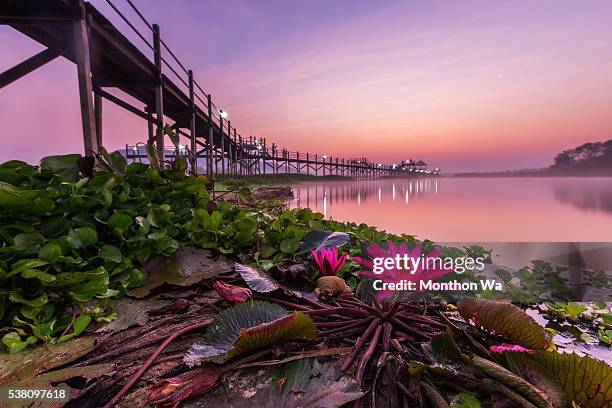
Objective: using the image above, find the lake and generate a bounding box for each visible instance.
[289,177,612,242]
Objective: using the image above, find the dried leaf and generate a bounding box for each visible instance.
[128,247,231,298]
[95,296,171,333]
[0,336,95,383]
[148,364,220,408]
[183,358,363,408]
[213,280,252,303]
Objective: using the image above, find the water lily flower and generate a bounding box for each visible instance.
[311,246,347,276]
[354,242,454,301]
[490,343,531,353]
[213,280,252,303]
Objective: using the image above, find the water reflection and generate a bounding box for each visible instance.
[552,178,612,215]
[292,179,437,215]
[290,177,612,241]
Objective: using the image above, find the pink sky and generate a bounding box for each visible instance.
[1,0,611,172]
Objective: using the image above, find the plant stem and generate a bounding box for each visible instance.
[355,324,383,382]
[340,318,381,372]
[317,316,373,336]
[102,319,212,408]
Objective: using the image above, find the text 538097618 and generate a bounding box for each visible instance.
[1,387,69,402]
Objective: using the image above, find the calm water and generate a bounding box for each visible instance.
[289,177,612,242]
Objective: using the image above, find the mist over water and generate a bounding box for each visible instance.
[289,177,612,242]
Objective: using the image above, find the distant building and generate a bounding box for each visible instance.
[415,160,427,169]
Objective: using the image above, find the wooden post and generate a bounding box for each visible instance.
[227,121,233,177]
[152,24,164,164]
[73,0,99,156]
[147,106,154,143]
[94,91,102,149]
[219,116,225,179]
[188,70,197,174]
[207,94,214,179]
[233,128,238,175]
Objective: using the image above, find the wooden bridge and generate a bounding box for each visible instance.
[0,0,436,179]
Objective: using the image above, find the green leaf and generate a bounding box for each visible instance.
[9,259,49,277]
[73,315,91,335]
[561,302,587,319]
[458,297,547,350]
[40,154,82,180]
[21,268,56,283]
[297,230,350,255]
[184,301,317,366]
[67,227,98,249]
[13,232,45,251]
[450,392,481,407]
[98,245,122,263]
[280,238,298,254]
[107,213,132,230]
[2,332,37,354]
[38,243,61,262]
[516,351,612,408]
[9,292,48,308]
[146,141,160,169]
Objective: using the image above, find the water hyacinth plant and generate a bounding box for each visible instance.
[310,246,347,276]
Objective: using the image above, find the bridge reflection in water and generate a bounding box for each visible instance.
[290,179,438,218]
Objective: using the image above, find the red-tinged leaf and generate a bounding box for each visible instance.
[184,301,317,366]
[458,297,547,350]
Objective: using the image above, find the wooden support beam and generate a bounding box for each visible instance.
[97,88,149,121]
[146,106,154,142]
[94,91,102,148]
[0,48,61,89]
[207,94,214,178]
[188,70,197,174]
[72,0,98,156]
[152,24,164,164]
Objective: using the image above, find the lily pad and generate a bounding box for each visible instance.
[513,351,612,408]
[184,301,317,366]
[458,297,547,350]
[297,231,350,255]
[128,247,231,298]
[0,336,96,383]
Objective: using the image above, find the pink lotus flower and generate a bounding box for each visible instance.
[213,280,252,303]
[311,246,347,276]
[490,344,531,353]
[354,242,454,301]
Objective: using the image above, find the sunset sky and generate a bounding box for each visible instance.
[1,0,611,172]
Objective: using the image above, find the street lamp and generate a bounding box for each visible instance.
[218,109,228,119]
[322,155,327,159]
